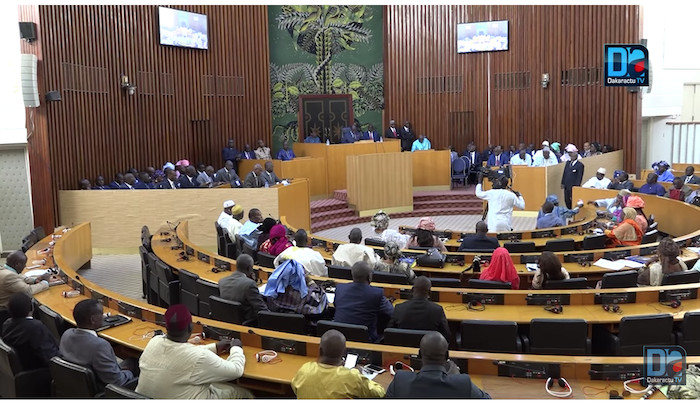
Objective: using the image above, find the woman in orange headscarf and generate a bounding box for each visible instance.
[479,247,520,290]
[605,207,643,247]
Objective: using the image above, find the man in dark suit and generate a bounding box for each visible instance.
[178,166,198,188]
[458,221,500,252]
[340,127,356,144]
[386,277,450,341]
[218,254,269,325]
[215,160,243,187]
[263,161,282,186]
[463,143,482,185]
[109,172,128,189]
[222,139,239,167]
[333,262,394,343]
[157,168,179,189]
[682,166,700,185]
[133,172,153,189]
[481,144,493,163]
[243,164,265,188]
[560,145,585,209]
[399,121,415,152]
[239,144,256,161]
[59,299,137,388]
[362,124,381,142]
[1,292,59,371]
[385,119,400,139]
[386,331,490,398]
[486,145,509,167]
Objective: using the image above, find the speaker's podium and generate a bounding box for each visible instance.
[346,152,413,217]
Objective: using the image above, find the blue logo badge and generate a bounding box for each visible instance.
[644,346,686,385]
[605,44,649,87]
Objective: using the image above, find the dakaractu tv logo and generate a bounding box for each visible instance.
[604,44,649,87]
[643,346,686,385]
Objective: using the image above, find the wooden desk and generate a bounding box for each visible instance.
[239,158,329,199]
[411,150,451,190]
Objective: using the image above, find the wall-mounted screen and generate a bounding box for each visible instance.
[158,7,208,50]
[457,20,508,53]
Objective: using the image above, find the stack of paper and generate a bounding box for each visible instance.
[593,258,644,271]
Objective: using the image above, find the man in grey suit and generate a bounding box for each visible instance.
[215,160,243,188]
[218,254,269,325]
[59,299,137,388]
[243,164,265,188]
[263,161,283,186]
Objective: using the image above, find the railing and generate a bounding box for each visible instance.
[667,122,700,164]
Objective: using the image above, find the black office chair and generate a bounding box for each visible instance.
[0,339,51,398]
[641,230,658,245]
[543,238,575,252]
[593,314,674,356]
[34,304,67,342]
[209,296,243,325]
[383,328,431,348]
[222,233,239,259]
[155,260,180,307]
[31,226,46,240]
[543,277,589,289]
[647,221,658,232]
[257,311,306,335]
[525,319,590,355]
[214,222,227,257]
[600,270,638,289]
[582,234,607,250]
[178,269,200,316]
[503,242,536,253]
[467,279,512,290]
[49,356,99,397]
[364,238,386,247]
[141,225,152,252]
[675,311,700,355]
[327,264,352,280]
[316,320,370,343]
[429,278,462,288]
[257,252,275,268]
[371,271,409,285]
[662,270,700,285]
[20,232,38,251]
[138,246,150,299]
[104,384,151,399]
[459,320,522,353]
[195,279,220,318]
[242,243,258,262]
[146,253,160,305]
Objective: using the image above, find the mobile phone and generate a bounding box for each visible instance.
[344,353,358,369]
[363,364,386,374]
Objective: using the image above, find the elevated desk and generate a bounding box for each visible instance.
[238,157,329,199]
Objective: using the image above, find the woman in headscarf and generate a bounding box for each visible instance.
[637,237,688,286]
[479,247,520,290]
[257,218,277,247]
[259,224,292,256]
[625,196,648,233]
[368,210,410,249]
[262,259,328,317]
[406,217,447,252]
[374,241,416,283]
[604,207,643,247]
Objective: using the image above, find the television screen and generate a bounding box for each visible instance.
[158,7,208,50]
[457,20,508,53]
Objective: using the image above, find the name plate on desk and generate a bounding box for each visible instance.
[261,336,306,356]
[463,292,505,305]
[310,238,326,248]
[185,245,195,257]
[118,301,143,319]
[214,258,231,271]
[526,294,570,305]
[202,325,241,341]
[594,292,636,304]
[640,245,658,256]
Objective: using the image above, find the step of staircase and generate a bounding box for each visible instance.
[310,198,348,214]
[393,207,483,218]
[413,193,479,202]
[310,208,356,222]
[311,215,367,232]
[333,189,348,202]
[413,199,483,210]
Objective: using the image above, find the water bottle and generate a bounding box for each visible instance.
[264,181,269,188]
[326,139,330,145]
[62,290,81,298]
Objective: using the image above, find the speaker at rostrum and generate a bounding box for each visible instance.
[20,54,39,107]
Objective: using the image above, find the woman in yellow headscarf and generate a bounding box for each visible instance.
[605,207,643,247]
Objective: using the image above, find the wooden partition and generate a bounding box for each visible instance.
[347,153,413,216]
[411,149,451,190]
[238,159,282,178]
[238,158,329,199]
[510,166,547,210]
[276,179,311,232]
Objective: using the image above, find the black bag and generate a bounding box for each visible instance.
[691,195,700,207]
[415,248,446,268]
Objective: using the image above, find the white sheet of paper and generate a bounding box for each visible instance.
[344,353,358,369]
[258,284,266,293]
[620,259,645,269]
[24,269,51,278]
[594,258,641,271]
[525,263,538,272]
[326,292,335,304]
[687,247,700,254]
[361,370,379,380]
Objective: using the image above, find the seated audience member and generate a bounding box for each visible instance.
[682,166,700,185]
[257,218,277,248]
[587,189,630,221]
[157,168,179,189]
[238,208,264,249]
[240,144,256,160]
[538,194,579,223]
[589,142,603,156]
[386,331,490,399]
[368,210,410,250]
[550,142,562,160]
[109,172,127,189]
[375,241,416,283]
[653,161,675,182]
[174,159,189,178]
[559,143,577,162]
[638,172,666,196]
[0,251,50,309]
[582,167,611,189]
[259,224,292,255]
[625,195,649,233]
[152,169,164,185]
[243,163,265,188]
[276,141,296,161]
[340,126,356,144]
[333,262,394,343]
[532,146,559,167]
[479,247,520,290]
[255,139,272,160]
[136,304,252,399]
[407,217,447,252]
[218,254,269,325]
[411,134,431,151]
[463,143,483,184]
[225,204,245,241]
[580,142,592,158]
[263,161,283,186]
[215,160,242,187]
[486,145,508,167]
[178,166,198,189]
[364,124,380,142]
[217,200,235,230]
[92,175,110,190]
[458,221,500,252]
[637,237,688,287]
[1,292,59,370]
[531,140,549,161]
[509,148,532,166]
[59,299,136,388]
[332,228,380,268]
[274,229,327,276]
[262,259,329,317]
[122,173,137,190]
[666,177,692,202]
[607,171,634,190]
[604,207,643,247]
[386,276,450,340]
[134,172,154,189]
[536,201,564,229]
[304,127,322,143]
[291,329,385,399]
[79,178,92,190]
[531,251,569,290]
[196,165,217,187]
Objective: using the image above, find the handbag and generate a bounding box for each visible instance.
[415,247,446,268]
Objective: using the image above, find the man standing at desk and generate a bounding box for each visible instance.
[400,121,415,151]
[561,144,585,209]
[276,141,296,161]
[363,124,381,142]
[222,139,239,167]
[475,174,525,232]
[385,119,399,139]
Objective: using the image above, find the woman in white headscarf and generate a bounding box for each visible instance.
[368,210,410,249]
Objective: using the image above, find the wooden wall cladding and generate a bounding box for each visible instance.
[384,5,641,174]
[36,5,271,192]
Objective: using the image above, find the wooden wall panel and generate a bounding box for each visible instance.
[384,5,641,174]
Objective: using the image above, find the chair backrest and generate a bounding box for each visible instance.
[104,383,151,399]
[141,225,152,251]
[316,320,370,343]
[214,222,226,257]
[451,157,467,174]
[383,328,431,347]
[641,230,659,245]
[662,270,700,285]
[529,319,589,355]
[242,244,258,262]
[138,245,149,297]
[543,277,589,290]
[428,278,462,288]
[20,232,38,250]
[49,356,98,398]
[543,238,575,252]
[327,264,353,280]
[0,339,21,397]
[31,226,46,240]
[648,221,658,231]
[371,271,409,285]
[35,304,65,342]
[364,238,386,247]
[209,296,242,324]
[178,269,200,316]
[680,311,700,355]
[618,314,674,356]
[582,234,607,250]
[257,252,275,268]
[467,279,512,290]
[600,270,638,289]
[503,242,536,253]
[460,320,521,353]
[195,279,219,318]
[155,260,179,306]
[257,311,306,335]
